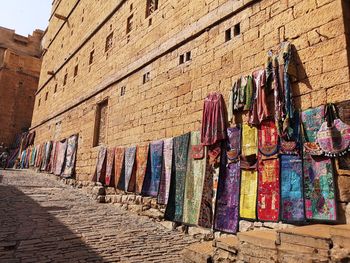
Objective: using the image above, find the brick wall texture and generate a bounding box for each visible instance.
[31,0,350,182]
[0,27,43,146]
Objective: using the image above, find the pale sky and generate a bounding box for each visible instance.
[0,0,52,36]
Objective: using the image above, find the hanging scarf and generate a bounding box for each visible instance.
[214,127,241,233]
[54,140,67,176]
[280,155,304,222]
[48,142,57,173]
[94,146,107,183]
[201,93,227,146]
[183,131,207,225]
[142,141,163,197]
[105,148,115,186]
[257,157,280,222]
[336,101,350,173]
[41,142,53,171]
[29,146,37,167]
[123,146,137,192]
[243,75,253,111]
[114,147,125,187]
[239,169,258,220]
[242,124,258,157]
[158,139,173,205]
[62,134,78,178]
[165,133,190,223]
[135,144,149,194]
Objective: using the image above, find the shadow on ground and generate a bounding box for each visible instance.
[0,183,105,263]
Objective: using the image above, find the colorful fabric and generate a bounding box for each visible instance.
[259,120,279,157]
[165,133,190,222]
[29,146,36,167]
[105,148,115,186]
[41,142,53,171]
[243,75,254,111]
[95,146,107,183]
[242,124,258,157]
[35,144,43,168]
[214,127,241,233]
[135,144,149,194]
[48,141,57,173]
[158,139,173,204]
[303,154,336,221]
[280,155,305,222]
[301,106,325,143]
[62,134,78,178]
[123,146,137,192]
[114,147,125,187]
[142,141,163,197]
[257,158,280,222]
[201,93,227,146]
[183,131,207,225]
[239,170,258,220]
[54,140,67,176]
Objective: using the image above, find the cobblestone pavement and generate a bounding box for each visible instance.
[0,170,195,263]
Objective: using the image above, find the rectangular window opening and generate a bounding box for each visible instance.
[126,14,134,34]
[186,51,192,61]
[120,86,126,96]
[105,32,113,52]
[93,100,108,147]
[74,64,79,77]
[143,72,150,84]
[234,23,241,37]
[146,0,159,18]
[45,92,49,101]
[225,28,232,42]
[63,73,68,86]
[179,54,184,64]
[89,50,95,64]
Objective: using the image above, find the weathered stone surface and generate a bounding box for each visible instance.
[141,208,164,220]
[182,241,213,263]
[238,220,254,232]
[337,175,350,202]
[92,186,105,196]
[238,230,278,249]
[188,227,213,241]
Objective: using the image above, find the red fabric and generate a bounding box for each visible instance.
[201,93,227,146]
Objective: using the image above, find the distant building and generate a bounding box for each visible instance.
[0,27,44,147]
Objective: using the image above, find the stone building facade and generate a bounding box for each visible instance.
[32,0,350,186]
[0,27,43,147]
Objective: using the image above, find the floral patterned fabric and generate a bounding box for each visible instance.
[122,146,137,192]
[105,148,115,186]
[183,132,207,225]
[95,146,107,183]
[242,124,258,157]
[135,144,149,194]
[158,139,173,205]
[114,147,125,187]
[165,133,190,223]
[62,134,78,178]
[54,140,67,176]
[280,155,305,222]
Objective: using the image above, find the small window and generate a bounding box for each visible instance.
[120,86,126,96]
[54,83,58,93]
[146,0,159,18]
[45,92,49,101]
[130,3,133,11]
[63,73,68,86]
[18,81,24,88]
[186,51,192,61]
[105,32,113,52]
[74,64,79,77]
[126,14,134,34]
[93,100,108,147]
[179,54,184,64]
[89,50,95,65]
[38,98,41,107]
[143,72,150,84]
[234,23,241,37]
[225,28,232,42]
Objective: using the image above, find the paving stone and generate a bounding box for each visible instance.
[0,170,196,262]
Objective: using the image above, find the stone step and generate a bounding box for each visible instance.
[330,224,350,249]
[212,236,239,263]
[182,241,213,263]
[237,229,277,249]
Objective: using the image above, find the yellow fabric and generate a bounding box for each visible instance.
[239,170,257,219]
[242,124,258,156]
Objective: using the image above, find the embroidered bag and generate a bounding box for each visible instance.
[317,104,350,157]
[192,145,204,160]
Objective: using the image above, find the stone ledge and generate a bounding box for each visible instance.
[237,230,278,249]
[182,241,214,263]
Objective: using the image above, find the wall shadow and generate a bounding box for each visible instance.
[0,184,105,262]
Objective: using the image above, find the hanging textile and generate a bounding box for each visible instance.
[280,155,304,222]
[257,157,280,222]
[94,146,107,183]
[183,131,207,225]
[35,144,43,168]
[165,133,190,222]
[105,148,115,186]
[135,144,149,194]
[158,139,173,205]
[249,69,270,125]
[29,146,37,167]
[198,142,222,228]
[258,119,279,158]
[243,75,254,111]
[242,124,258,157]
[62,134,78,178]
[336,101,350,173]
[302,106,337,221]
[201,93,227,146]
[142,140,163,197]
[303,154,336,221]
[48,141,57,173]
[214,127,241,233]
[20,150,26,169]
[239,169,258,220]
[114,147,125,187]
[41,142,52,171]
[123,146,137,192]
[280,111,301,155]
[54,140,67,176]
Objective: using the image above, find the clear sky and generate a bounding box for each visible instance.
[0,0,52,36]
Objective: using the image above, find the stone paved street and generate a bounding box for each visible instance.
[0,170,195,263]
